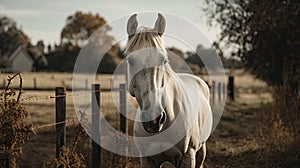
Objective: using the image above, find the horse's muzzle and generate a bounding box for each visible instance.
[141,111,166,133]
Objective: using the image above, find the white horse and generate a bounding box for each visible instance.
[125,13,212,168]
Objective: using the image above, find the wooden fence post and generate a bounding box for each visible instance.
[211,81,216,105]
[85,79,89,90]
[119,83,128,158]
[119,84,127,134]
[55,87,66,159]
[218,82,221,102]
[228,76,235,101]
[92,84,101,168]
[223,83,226,100]
[33,78,37,89]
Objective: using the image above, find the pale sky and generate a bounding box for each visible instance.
[0,0,219,51]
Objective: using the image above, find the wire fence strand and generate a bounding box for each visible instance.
[18,88,125,102]
[33,118,77,131]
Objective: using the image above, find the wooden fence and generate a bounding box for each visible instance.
[53,78,230,167]
[0,75,234,101]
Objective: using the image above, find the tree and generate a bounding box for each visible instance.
[204,2,300,163]
[61,11,112,47]
[203,0,299,96]
[186,51,203,74]
[48,11,120,73]
[98,44,122,73]
[0,16,14,29]
[28,40,48,71]
[47,43,81,72]
[0,16,31,69]
[167,47,188,72]
[0,16,30,55]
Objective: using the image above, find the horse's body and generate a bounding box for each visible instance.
[125,13,212,168]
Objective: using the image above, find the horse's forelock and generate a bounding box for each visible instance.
[125,26,166,55]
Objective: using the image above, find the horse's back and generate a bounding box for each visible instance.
[177,73,212,147]
[177,73,210,100]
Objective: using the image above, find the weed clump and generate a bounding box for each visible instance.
[0,73,35,168]
[259,87,300,167]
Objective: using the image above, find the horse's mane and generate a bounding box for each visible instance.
[124,26,167,55]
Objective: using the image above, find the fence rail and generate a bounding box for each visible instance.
[0,74,233,167]
[51,79,228,167]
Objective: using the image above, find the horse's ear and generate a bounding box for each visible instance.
[127,14,138,36]
[154,13,166,36]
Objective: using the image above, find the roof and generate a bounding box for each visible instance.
[9,46,34,64]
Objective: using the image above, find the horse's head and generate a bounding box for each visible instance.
[125,13,169,133]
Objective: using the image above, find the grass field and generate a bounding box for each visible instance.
[0,72,113,90]
[1,70,273,167]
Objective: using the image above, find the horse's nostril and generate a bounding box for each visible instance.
[141,111,166,133]
[159,111,166,124]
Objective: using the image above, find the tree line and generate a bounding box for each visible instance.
[0,11,239,74]
[203,0,299,166]
[0,11,122,73]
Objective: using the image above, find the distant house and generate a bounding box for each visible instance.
[1,45,48,72]
[195,45,220,70]
[6,46,34,72]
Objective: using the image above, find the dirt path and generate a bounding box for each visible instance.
[205,95,269,168]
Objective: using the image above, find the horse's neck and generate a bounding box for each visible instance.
[165,63,183,87]
[165,63,199,106]
[164,63,186,100]
[163,63,194,127]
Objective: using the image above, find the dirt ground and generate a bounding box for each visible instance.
[205,96,267,167]
[2,71,275,167]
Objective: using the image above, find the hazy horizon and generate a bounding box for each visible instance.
[0,0,219,51]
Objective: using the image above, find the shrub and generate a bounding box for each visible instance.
[47,124,87,168]
[259,87,300,167]
[47,147,86,168]
[0,73,35,168]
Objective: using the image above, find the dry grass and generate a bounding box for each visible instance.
[205,86,269,167]
[0,72,112,90]
[3,70,288,167]
[0,74,35,168]
[258,87,300,167]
